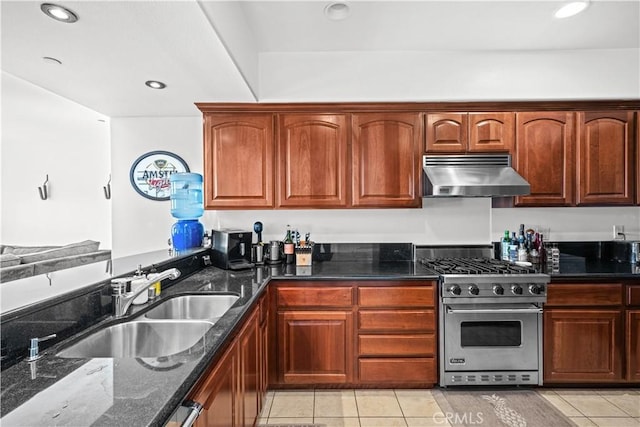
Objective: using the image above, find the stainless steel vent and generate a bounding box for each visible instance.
[423,154,530,197]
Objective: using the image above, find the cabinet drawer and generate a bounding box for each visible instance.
[359,310,435,332]
[277,286,353,308]
[359,358,436,383]
[627,285,640,306]
[359,285,434,308]
[359,334,435,356]
[547,284,622,306]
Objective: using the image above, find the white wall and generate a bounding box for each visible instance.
[0,72,111,248]
[259,48,640,101]
[110,117,203,258]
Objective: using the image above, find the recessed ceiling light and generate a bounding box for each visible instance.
[42,56,62,65]
[324,2,350,21]
[554,1,590,18]
[145,80,167,90]
[40,3,78,23]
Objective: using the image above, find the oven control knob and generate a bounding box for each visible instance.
[529,284,545,295]
[448,285,461,296]
[468,285,479,295]
[493,285,504,295]
[511,284,523,295]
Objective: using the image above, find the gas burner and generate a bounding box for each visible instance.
[419,257,537,275]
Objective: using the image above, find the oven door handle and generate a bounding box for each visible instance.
[446,307,543,314]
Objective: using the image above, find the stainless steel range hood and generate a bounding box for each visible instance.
[423,154,530,197]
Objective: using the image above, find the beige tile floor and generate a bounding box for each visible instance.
[258,388,640,427]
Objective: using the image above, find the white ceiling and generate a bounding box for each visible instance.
[2,1,639,117]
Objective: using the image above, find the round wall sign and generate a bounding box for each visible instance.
[129,151,190,200]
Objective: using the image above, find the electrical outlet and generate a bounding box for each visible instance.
[613,225,624,239]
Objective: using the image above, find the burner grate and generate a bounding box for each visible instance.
[419,257,537,275]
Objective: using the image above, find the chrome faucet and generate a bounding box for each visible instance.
[110,268,181,317]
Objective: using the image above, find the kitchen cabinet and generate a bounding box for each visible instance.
[276,114,348,208]
[626,284,640,382]
[543,283,624,383]
[351,113,422,207]
[577,111,635,205]
[426,112,514,153]
[257,291,269,411]
[203,113,274,209]
[191,340,238,427]
[515,112,576,206]
[189,304,263,427]
[275,284,354,384]
[271,280,437,387]
[357,284,437,385]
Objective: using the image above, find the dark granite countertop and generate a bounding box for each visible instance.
[2,241,635,426]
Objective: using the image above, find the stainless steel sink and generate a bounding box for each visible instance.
[57,320,212,358]
[144,294,239,321]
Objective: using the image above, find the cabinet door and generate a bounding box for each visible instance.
[469,112,515,153]
[203,113,274,208]
[627,310,640,382]
[352,112,421,207]
[544,309,623,383]
[276,114,348,208]
[515,112,576,206]
[577,111,635,205]
[277,310,354,384]
[239,310,259,427]
[192,342,238,427]
[425,113,467,152]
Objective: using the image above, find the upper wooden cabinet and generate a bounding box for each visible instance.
[576,111,635,205]
[203,113,274,209]
[276,114,348,208]
[352,112,422,208]
[515,112,576,206]
[426,112,514,153]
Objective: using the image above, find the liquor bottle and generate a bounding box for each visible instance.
[284,225,295,264]
[509,232,518,262]
[501,230,510,261]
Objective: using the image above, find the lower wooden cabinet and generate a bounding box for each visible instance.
[277,310,354,384]
[271,280,437,388]
[189,301,266,427]
[192,340,237,427]
[544,309,624,383]
[626,310,640,382]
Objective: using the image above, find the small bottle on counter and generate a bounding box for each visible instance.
[284,225,295,264]
[509,232,518,262]
[501,230,510,261]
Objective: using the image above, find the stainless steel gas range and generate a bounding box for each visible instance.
[416,246,550,387]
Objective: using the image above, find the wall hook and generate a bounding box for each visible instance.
[103,174,112,200]
[38,175,49,200]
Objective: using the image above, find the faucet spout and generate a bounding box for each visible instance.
[111,268,181,317]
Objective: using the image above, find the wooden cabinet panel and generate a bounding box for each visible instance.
[277,114,348,207]
[544,309,624,383]
[359,358,437,383]
[627,285,640,306]
[239,310,259,427]
[276,286,353,308]
[359,310,435,332]
[469,112,515,152]
[359,334,435,356]
[203,113,274,208]
[192,341,238,427]
[626,310,640,382]
[577,111,635,205]
[515,112,575,206]
[351,112,421,207]
[358,285,435,308]
[546,283,623,306]
[277,311,354,384]
[426,113,467,152]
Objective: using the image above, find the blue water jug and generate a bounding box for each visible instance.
[170,173,204,219]
[171,219,204,251]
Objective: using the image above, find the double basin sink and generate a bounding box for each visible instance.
[57,294,239,359]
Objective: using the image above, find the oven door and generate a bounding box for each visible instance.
[443,303,542,372]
